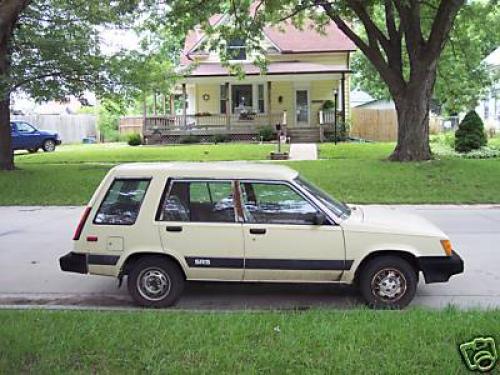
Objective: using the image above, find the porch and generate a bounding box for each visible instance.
[141,110,342,144]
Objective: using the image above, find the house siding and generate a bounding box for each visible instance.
[195,83,220,114]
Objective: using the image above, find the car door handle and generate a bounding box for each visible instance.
[250,228,266,235]
[166,226,183,232]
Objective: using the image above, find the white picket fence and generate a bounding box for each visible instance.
[12,114,97,144]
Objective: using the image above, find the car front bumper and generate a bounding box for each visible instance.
[59,252,87,274]
[418,250,464,283]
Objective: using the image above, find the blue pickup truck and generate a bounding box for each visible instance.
[11,121,61,153]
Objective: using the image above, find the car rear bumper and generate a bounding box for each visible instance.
[418,250,464,283]
[59,252,87,274]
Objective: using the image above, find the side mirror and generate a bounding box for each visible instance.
[313,212,326,225]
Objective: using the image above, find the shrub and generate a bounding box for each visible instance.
[258,126,275,142]
[127,133,142,146]
[431,133,455,148]
[179,135,200,144]
[455,110,487,153]
[322,100,335,111]
[213,134,229,144]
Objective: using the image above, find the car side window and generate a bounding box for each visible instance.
[241,182,318,225]
[94,179,150,225]
[15,122,35,133]
[158,180,236,223]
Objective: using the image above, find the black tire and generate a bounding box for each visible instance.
[127,256,184,308]
[42,139,56,152]
[359,256,417,309]
[28,148,38,153]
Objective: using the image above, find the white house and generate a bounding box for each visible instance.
[476,47,500,130]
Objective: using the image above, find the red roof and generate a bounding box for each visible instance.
[184,61,350,77]
[181,17,356,65]
[264,21,356,54]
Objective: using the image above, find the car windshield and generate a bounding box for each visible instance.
[294,176,351,219]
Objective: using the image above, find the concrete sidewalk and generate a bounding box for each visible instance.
[289,143,318,160]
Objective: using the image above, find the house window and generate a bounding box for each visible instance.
[220,85,227,114]
[258,84,265,113]
[484,100,489,119]
[231,84,253,113]
[227,38,246,60]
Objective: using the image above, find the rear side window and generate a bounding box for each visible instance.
[158,180,235,223]
[94,179,150,225]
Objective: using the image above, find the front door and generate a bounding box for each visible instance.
[240,181,346,282]
[295,89,309,126]
[156,179,244,281]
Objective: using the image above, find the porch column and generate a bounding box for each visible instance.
[182,83,187,128]
[225,82,230,130]
[341,73,346,125]
[169,94,175,114]
[267,81,272,127]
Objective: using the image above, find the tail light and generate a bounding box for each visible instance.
[73,206,92,241]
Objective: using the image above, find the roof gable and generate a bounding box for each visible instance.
[181,17,356,64]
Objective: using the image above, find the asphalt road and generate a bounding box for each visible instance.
[0,205,499,310]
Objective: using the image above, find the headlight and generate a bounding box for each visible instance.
[440,239,453,256]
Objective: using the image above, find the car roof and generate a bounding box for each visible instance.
[110,162,299,181]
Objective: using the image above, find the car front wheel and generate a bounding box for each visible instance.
[127,256,185,308]
[359,256,417,309]
[28,148,38,153]
[42,139,56,152]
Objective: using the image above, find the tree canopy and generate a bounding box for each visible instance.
[352,1,500,115]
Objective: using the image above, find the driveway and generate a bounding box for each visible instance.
[0,205,499,310]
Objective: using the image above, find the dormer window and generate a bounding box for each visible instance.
[227,38,246,60]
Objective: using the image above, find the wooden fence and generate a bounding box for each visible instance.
[119,116,144,135]
[350,108,443,141]
[12,114,97,144]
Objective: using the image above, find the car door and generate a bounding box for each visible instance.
[156,179,244,281]
[14,122,38,149]
[240,181,346,282]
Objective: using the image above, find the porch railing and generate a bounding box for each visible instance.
[144,112,284,133]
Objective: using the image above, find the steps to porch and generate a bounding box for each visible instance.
[287,127,322,143]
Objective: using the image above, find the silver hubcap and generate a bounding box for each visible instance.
[371,268,407,302]
[137,268,171,301]
[45,141,55,151]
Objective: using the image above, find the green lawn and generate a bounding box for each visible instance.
[15,143,280,164]
[1,142,500,205]
[0,308,498,373]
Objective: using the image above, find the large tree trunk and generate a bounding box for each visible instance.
[0,0,30,170]
[390,95,431,161]
[0,35,14,170]
[389,75,435,162]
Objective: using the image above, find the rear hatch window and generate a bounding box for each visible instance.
[94,178,150,225]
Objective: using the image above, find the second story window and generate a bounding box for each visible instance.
[227,38,246,60]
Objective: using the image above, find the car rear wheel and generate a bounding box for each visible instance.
[28,148,38,153]
[127,257,184,308]
[42,139,56,152]
[359,256,417,309]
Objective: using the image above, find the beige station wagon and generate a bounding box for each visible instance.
[60,162,464,309]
